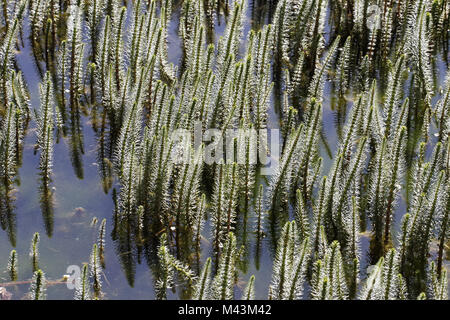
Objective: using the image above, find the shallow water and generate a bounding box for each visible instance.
[0,1,449,300]
[0,2,278,300]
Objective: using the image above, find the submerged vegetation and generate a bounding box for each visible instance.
[0,0,449,300]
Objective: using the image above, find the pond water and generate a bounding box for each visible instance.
[0,1,277,300]
[0,0,449,300]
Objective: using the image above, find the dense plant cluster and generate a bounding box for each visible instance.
[0,0,449,300]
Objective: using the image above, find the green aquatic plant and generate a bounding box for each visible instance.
[311,240,348,300]
[335,35,352,97]
[64,2,85,179]
[85,0,105,64]
[359,248,409,300]
[75,263,91,300]
[35,72,56,237]
[194,193,206,266]
[429,261,448,300]
[98,218,106,269]
[242,275,255,300]
[128,0,146,84]
[29,269,46,300]
[95,65,114,193]
[252,24,272,132]
[56,40,68,127]
[30,232,40,273]
[292,101,322,202]
[0,91,16,170]
[171,144,204,254]
[117,139,139,226]
[436,67,450,142]
[266,123,304,244]
[334,136,367,253]
[437,180,450,277]
[0,82,19,246]
[211,162,233,257]
[383,127,407,249]
[0,1,26,108]
[193,257,212,300]
[402,167,447,296]
[209,0,246,128]
[94,14,112,112]
[407,1,434,104]
[90,243,102,299]
[146,126,174,231]
[212,232,237,300]
[308,36,341,105]
[312,176,328,258]
[217,0,245,69]
[366,90,409,261]
[272,0,320,88]
[8,249,18,281]
[269,221,310,300]
[156,233,195,300]
[383,55,407,139]
[179,0,204,71]
[29,0,47,45]
[112,6,126,93]
[295,188,309,243]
